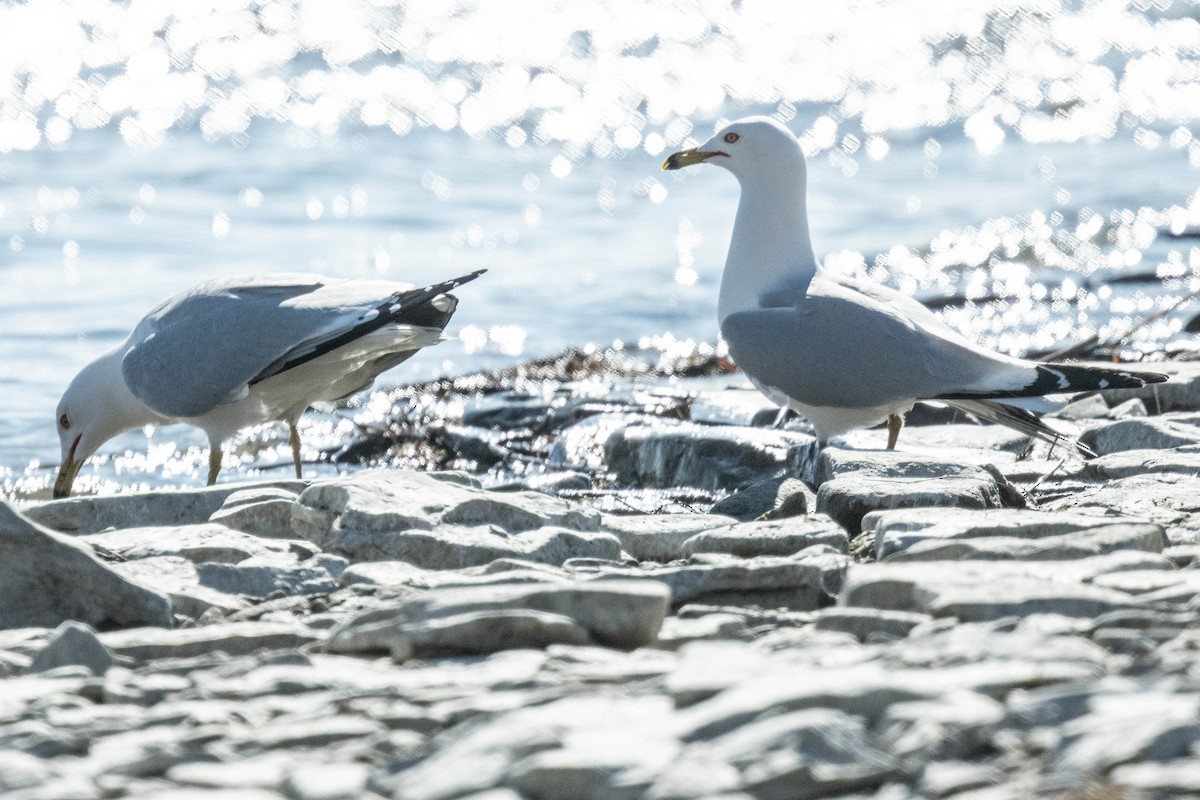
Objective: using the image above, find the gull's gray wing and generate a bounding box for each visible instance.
[120,272,480,418]
[721,278,1035,410]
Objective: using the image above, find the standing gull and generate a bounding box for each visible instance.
[54,270,484,498]
[663,116,1166,452]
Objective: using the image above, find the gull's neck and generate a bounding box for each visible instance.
[718,169,818,323]
[78,350,169,443]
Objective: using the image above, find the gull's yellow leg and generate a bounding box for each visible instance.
[206,447,222,486]
[886,414,903,450]
[288,421,303,479]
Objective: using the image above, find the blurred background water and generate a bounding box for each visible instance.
[4,0,1200,497]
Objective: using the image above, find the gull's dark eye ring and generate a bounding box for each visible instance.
[59,414,70,429]
[724,132,740,144]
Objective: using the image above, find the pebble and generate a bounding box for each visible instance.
[5,368,1200,799]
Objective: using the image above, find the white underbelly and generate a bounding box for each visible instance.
[745,374,912,443]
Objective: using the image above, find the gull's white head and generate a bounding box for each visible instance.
[662,116,805,185]
[54,355,144,498]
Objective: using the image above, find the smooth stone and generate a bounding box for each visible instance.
[604,421,814,492]
[99,621,324,662]
[841,558,1152,621]
[817,475,1003,534]
[81,523,300,564]
[0,750,55,793]
[1078,414,1200,455]
[708,477,814,522]
[1046,473,1200,524]
[683,515,848,558]
[1109,759,1200,795]
[653,613,752,650]
[600,549,849,611]
[165,754,290,790]
[1086,447,1200,479]
[864,507,1162,561]
[0,502,172,631]
[391,695,677,800]
[880,693,1005,762]
[329,524,620,568]
[810,607,931,641]
[294,470,600,548]
[108,556,249,619]
[808,448,1012,487]
[281,762,370,800]
[194,559,338,598]
[885,524,1167,562]
[328,580,670,654]
[26,621,115,676]
[395,609,592,659]
[707,708,898,798]
[599,514,736,563]
[24,480,307,535]
[209,487,302,538]
[1052,690,1200,778]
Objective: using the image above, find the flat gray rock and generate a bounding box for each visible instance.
[683,514,848,558]
[26,621,114,676]
[598,548,849,611]
[25,480,307,535]
[818,474,1004,534]
[208,487,303,538]
[1086,446,1200,479]
[395,609,592,659]
[294,470,600,548]
[599,513,736,562]
[604,421,813,491]
[1078,413,1200,455]
[328,579,670,654]
[887,524,1167,562]
[810,607,931,641]
[708,476,814,522]
[1046,473,1200,524]
[109,556,250,619]
[0,502,172,631]
[841,558,1153,621]
[865,507,1162,560]
[81,523,302,564]
[330,523,620,568]
[99,621,324,662]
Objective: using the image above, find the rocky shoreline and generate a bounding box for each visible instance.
[4,354,1200,799]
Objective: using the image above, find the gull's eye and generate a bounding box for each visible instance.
[59,413,70,429]
[724,132,740,144]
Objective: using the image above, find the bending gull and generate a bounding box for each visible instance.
[54,270,484,497]
[663,116,1166,452]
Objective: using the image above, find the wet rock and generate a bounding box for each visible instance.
[330,524,620,568]
[688,386,779,426]
[26,621,115,676]
[605,421,813,492]
[708,476,813,522]
[0,501,172,631]
[328,580,670,655]
[599,514,736,562]
[24,481,306,535]
[1078,413,1200,455]
[682,514,848,558]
